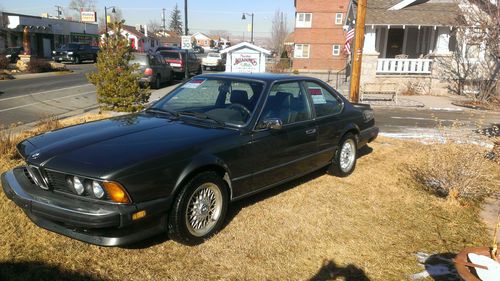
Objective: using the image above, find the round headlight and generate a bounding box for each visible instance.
[73,177,85,195]
[92,181,105,199]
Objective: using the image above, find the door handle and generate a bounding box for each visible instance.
[306,128,317,135]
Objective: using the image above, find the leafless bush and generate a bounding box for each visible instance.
[27,59,52,73]
[407,142,498,203]
[401,81,420,96]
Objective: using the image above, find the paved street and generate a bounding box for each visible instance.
[0,63,97,127]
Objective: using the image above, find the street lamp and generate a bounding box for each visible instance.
[241,12,254,44]
[104,6,116,34]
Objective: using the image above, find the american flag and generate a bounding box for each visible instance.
[344,24,355,55]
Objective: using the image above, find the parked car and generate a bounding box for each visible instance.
[202,52,226,71]
[192,46,204,54]
[129,53,174,89]
[1,73,378,247]
[4,47,24,63]
[52,43,98,64]
[158,48,202,79]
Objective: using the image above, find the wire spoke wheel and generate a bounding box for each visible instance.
[340,139,356,172]
[185,183,223,237]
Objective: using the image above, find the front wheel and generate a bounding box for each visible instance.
[330,133,357,177]
[168,172,229,245]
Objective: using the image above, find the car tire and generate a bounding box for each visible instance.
[330,133,357,177]
[74,56,80,64]
[168,171,229,245]
[196,65,202,75]
[93,55,97,63]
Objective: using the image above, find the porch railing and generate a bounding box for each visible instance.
[376,59,433,75]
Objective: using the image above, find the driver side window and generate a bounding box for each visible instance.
[260,82,311,126]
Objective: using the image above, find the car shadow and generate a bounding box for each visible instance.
[224,167,328,229]
[309,259,371,281]
[126,145,375,249]
[0,261,101,281]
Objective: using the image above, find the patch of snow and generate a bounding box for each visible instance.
[428,107,464,112]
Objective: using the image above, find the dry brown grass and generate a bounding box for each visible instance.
[1,117,499,280]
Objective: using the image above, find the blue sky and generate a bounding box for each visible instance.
[2,0,295,37]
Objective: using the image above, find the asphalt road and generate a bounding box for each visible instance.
[0,63,98,127]
[1,63,498,140]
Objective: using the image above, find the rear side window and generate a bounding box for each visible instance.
[306,82,343,117]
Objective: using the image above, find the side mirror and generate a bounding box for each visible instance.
[261,118,283,130]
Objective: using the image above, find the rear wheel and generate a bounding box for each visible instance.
[168,172,229,245]
[330,133,357,177]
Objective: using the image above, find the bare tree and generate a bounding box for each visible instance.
[269,10,289,57]
[439,0,499,102]
[68,0,97,20]
[208,30,231,40]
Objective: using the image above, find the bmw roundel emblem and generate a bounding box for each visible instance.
[30,152,40,160]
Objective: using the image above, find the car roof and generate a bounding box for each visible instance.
[195,73,320,83]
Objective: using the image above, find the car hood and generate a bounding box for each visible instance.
[18,113,238,178]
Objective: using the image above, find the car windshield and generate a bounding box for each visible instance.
[151,78,265,126]
[129,55,148,65]
[208,53,220,58]
[59,44,80,50]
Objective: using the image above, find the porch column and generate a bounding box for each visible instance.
[363,26,377,54]
[435,26,450,54]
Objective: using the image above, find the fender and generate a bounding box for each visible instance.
[173,154,233,199]
[340,122,361,140]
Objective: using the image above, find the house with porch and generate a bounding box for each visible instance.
[347,0,461,96]
[120,25,159,53]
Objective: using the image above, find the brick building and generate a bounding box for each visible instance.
[293,0,350,72]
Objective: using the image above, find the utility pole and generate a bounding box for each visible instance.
[348,0,367,103]
[184,0,189,80]
[162,8,166,31]
[55,5,63,19]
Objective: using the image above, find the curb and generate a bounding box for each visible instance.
[8,70,74,81]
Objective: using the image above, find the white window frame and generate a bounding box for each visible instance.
[335,13,343,25]
[332,45,341,56]
[296,13,312,28]
[294,44,310,58]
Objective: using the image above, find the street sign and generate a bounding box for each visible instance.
[181,36,192,50]
[81,11,97,23]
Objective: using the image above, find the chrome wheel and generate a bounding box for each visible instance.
[185,183,223,237]
[339,139,356,172]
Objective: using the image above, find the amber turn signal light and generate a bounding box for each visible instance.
[102,181,131,204]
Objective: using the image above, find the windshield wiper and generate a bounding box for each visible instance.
[145,108,179,118]
[178,111,225,127]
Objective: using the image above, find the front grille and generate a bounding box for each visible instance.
[45,170,72,193]
[25,165,49,190]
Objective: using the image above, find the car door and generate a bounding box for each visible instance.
[249,81,318,191]
[304,80,346,165]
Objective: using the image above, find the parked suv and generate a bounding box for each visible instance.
[52,43,98,64]
[129,53,173,89]
[158,49,202,79]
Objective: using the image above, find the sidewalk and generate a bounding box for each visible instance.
[1,70,73,81]
[368,94,471,111]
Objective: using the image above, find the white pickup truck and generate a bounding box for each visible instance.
[202,52,226,71]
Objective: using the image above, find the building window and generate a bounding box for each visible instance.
[296,13,312,28]
[332,45,340,56]
[294,44,310,58]
[335,13,343,25]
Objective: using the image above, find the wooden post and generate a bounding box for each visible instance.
[349,0,367,103]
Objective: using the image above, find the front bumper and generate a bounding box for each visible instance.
[52,55,74,62]
[1,167,172,246]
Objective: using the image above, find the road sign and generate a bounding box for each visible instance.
[181,36,192,50]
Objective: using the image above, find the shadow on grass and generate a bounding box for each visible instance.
[0,261,101,281]
[358,144,374,159]
[309,260,370,281]
[413,252,460,281]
